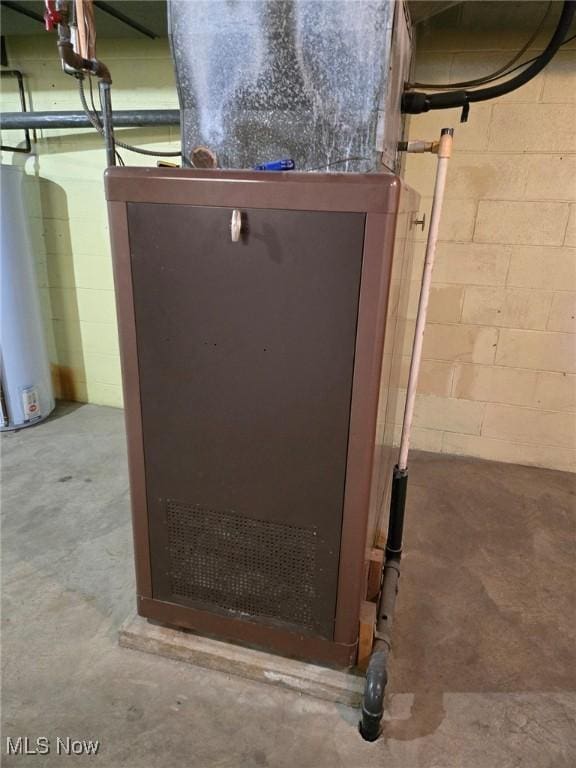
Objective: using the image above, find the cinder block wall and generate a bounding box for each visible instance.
[402,1,575,471]
[0,2,574,471]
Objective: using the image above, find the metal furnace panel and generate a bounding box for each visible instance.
[127,203,365,639]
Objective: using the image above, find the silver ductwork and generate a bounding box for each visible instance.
[168,0,413,172]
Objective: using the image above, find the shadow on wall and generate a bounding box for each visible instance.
[16,125,175,158]
[4,119,176,406]
[2,66,91,400]
[20,168,87,401]
[42,179,86,402]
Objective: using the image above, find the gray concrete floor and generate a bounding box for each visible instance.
[2,402,575,767]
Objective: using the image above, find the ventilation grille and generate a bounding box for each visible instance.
[166,500,319,630]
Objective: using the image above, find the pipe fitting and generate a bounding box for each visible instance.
[359,647,389,741]
[56,36,111,82]
[359,559,401,742]
[49,1,112,82]
[398,139,440,154]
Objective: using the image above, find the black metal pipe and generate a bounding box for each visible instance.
[386,466,408,558]
[98,80,115,167]
[93,0,157,39]
[0,109,180,130]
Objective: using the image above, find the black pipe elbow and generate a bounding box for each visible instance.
[402,89,470,114]
[401,91,430,114]
[88,58,112,84]
[359,648,389,742]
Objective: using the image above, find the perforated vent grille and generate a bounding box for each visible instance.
[165,500,319,630]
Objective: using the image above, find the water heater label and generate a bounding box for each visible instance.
[21,386,41,423]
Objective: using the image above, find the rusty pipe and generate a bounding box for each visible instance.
[56,38,111,82]
[49,0,111,81]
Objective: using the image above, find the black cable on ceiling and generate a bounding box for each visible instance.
[414,30,576,95]
[409,0,553,90]
[480,31,576,80]
[402,0,576,115]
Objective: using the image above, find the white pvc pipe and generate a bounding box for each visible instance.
[397,128,454,471]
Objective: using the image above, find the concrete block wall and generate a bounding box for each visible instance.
[402,1,575,471]
[0,1,574,471]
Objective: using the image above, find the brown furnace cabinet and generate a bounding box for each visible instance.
[105,168,419,668]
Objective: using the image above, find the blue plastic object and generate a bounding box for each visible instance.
[253,158,295,171]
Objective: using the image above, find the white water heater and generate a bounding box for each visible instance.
[0,165,54,430]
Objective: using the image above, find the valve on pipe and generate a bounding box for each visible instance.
[44,0,116,165]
